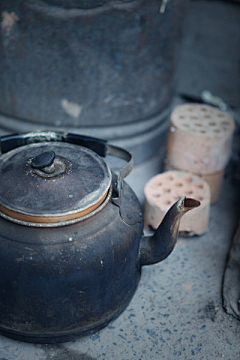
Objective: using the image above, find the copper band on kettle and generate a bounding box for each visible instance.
[0,190,109,225]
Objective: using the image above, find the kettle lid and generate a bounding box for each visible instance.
[0,142,111,226]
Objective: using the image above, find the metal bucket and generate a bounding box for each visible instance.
[0,0,188,163]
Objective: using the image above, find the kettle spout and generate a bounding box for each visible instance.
[139,197,200,266]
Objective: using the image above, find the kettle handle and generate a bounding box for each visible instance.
[0,130,133,199]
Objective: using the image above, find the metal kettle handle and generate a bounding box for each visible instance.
[0,130,133,200]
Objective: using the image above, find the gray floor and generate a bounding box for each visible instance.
[1,0,240,359]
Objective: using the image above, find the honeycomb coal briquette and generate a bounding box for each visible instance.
[144,170,211,236]
[164,161,224,204]
[166,104,235,175]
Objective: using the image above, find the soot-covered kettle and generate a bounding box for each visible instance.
[0,131,199,343]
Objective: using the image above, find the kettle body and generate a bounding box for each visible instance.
[0,131,199,343]
[0,181,143,343]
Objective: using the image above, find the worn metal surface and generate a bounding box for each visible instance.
[0,131,135,226]
[0,0,186,126]
[0,135,198,343]
[0,174,196,343]
[0,142,111,218]
[0,182,143,343]
[0,0,188,163]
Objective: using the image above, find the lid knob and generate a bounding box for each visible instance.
[32,151,56,174]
